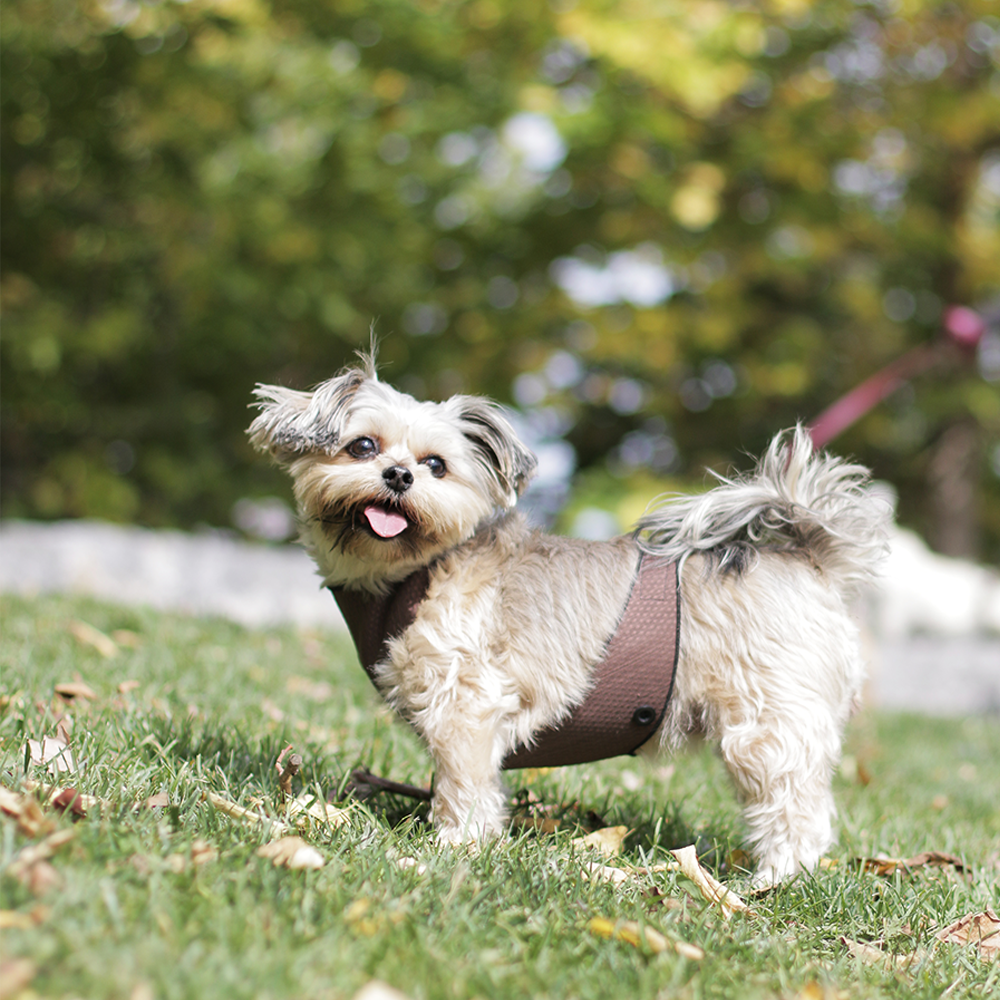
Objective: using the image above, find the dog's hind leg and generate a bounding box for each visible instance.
[717,704,841,886]
[671,557,864,885]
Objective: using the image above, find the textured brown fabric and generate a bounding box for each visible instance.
[332,568,430,685]
[330,555,680,768]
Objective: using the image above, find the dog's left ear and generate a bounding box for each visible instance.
[247,368,367,464]
[449,396,538,507]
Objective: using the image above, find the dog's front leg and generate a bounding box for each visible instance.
[384,654,509,844]
[428,732,508,845]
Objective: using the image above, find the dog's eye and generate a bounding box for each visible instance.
[346,437,378,459]
[420,455,447,479]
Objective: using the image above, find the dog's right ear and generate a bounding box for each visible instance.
[247,369,366,464]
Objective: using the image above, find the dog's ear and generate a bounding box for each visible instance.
[449,396,538,506]
[248,368,367,464]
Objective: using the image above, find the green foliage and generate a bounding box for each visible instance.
[2,592,1000,1000]
[2,1,998,556]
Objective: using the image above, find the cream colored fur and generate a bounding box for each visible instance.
[249,359,891,885]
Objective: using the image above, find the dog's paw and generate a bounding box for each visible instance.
[434,816,505,847]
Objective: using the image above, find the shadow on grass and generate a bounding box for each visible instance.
[141,712,435,827]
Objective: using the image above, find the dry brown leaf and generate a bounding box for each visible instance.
[581,861,632,885]
[118,679,141,694]
[841,937,923,970]
[286,793,350,830]
[20,859,62,895]
[512,814,561,833]
[204,791,290,834]
[145,792,170,809]
[54,680,97,700]
[50,787,95,818]
[572,825,630,857]
[6,828,76,882]
[856,851,967,877]
[935,907,1000,962]
[0,786,54,838]
[68,620,117,658]
[111,629,141,648]
[26,736,76,774]
[0,958,37,996]
[190,839,218,866]
[20,780,106,816]
[258,835,325,870]
[668,844,755,920]
[588,916,703,959]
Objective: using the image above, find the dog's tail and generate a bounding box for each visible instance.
[634,426,891,595]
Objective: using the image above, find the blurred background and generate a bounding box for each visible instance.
[2,0,999,562]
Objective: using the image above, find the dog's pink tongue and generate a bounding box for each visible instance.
[364,505,408,538]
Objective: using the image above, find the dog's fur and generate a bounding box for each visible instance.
[249,355,890,885]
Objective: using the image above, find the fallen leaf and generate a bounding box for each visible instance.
[668,845,755,920]
[204,791,289,834]
[118,680,141,694]
[855,851,967,878]
[0,911,35,930]
[257,836,325,870]
[351,980,414,1000]
[935,907,1000,962]
[111,629,141,648]
[588,916,702,958]
[841,937,922,970]
[19,860,62,896]
[145,792,170,809]
[573,825,630,857]
[50,787,94,818]
[26,737,76,774]
[0,958,37,996]
[68,620,117,658]
[0,786,54,838]
[286,793,350,830]
[673,938,706,961]
[512,814,561,833]
[581,861,632,885]
[6,828,76,882]
[54,680,97,700]
[190,840,218,866]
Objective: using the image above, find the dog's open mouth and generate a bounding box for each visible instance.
[362,504,409,539]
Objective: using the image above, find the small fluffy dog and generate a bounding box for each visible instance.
[249,355,889,885]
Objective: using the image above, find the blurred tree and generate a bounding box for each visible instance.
[2,0,998,558]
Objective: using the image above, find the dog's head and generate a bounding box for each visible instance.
[248,355,537,589]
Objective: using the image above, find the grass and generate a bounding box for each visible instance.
[1,591,998,1000]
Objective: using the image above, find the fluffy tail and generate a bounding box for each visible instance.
[634,427,891,594]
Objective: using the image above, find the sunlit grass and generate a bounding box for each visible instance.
[2,593,998,1000]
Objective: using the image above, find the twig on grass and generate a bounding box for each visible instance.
[346,768,432,802]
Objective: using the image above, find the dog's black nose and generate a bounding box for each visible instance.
[383,465,414,494]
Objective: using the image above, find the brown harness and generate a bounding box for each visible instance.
[331,555,680,769]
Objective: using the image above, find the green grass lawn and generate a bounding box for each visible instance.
[1,592,998,1000]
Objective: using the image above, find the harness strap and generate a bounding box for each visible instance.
[331,555,679,769]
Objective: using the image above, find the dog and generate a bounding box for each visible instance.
[248,353,890,885]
